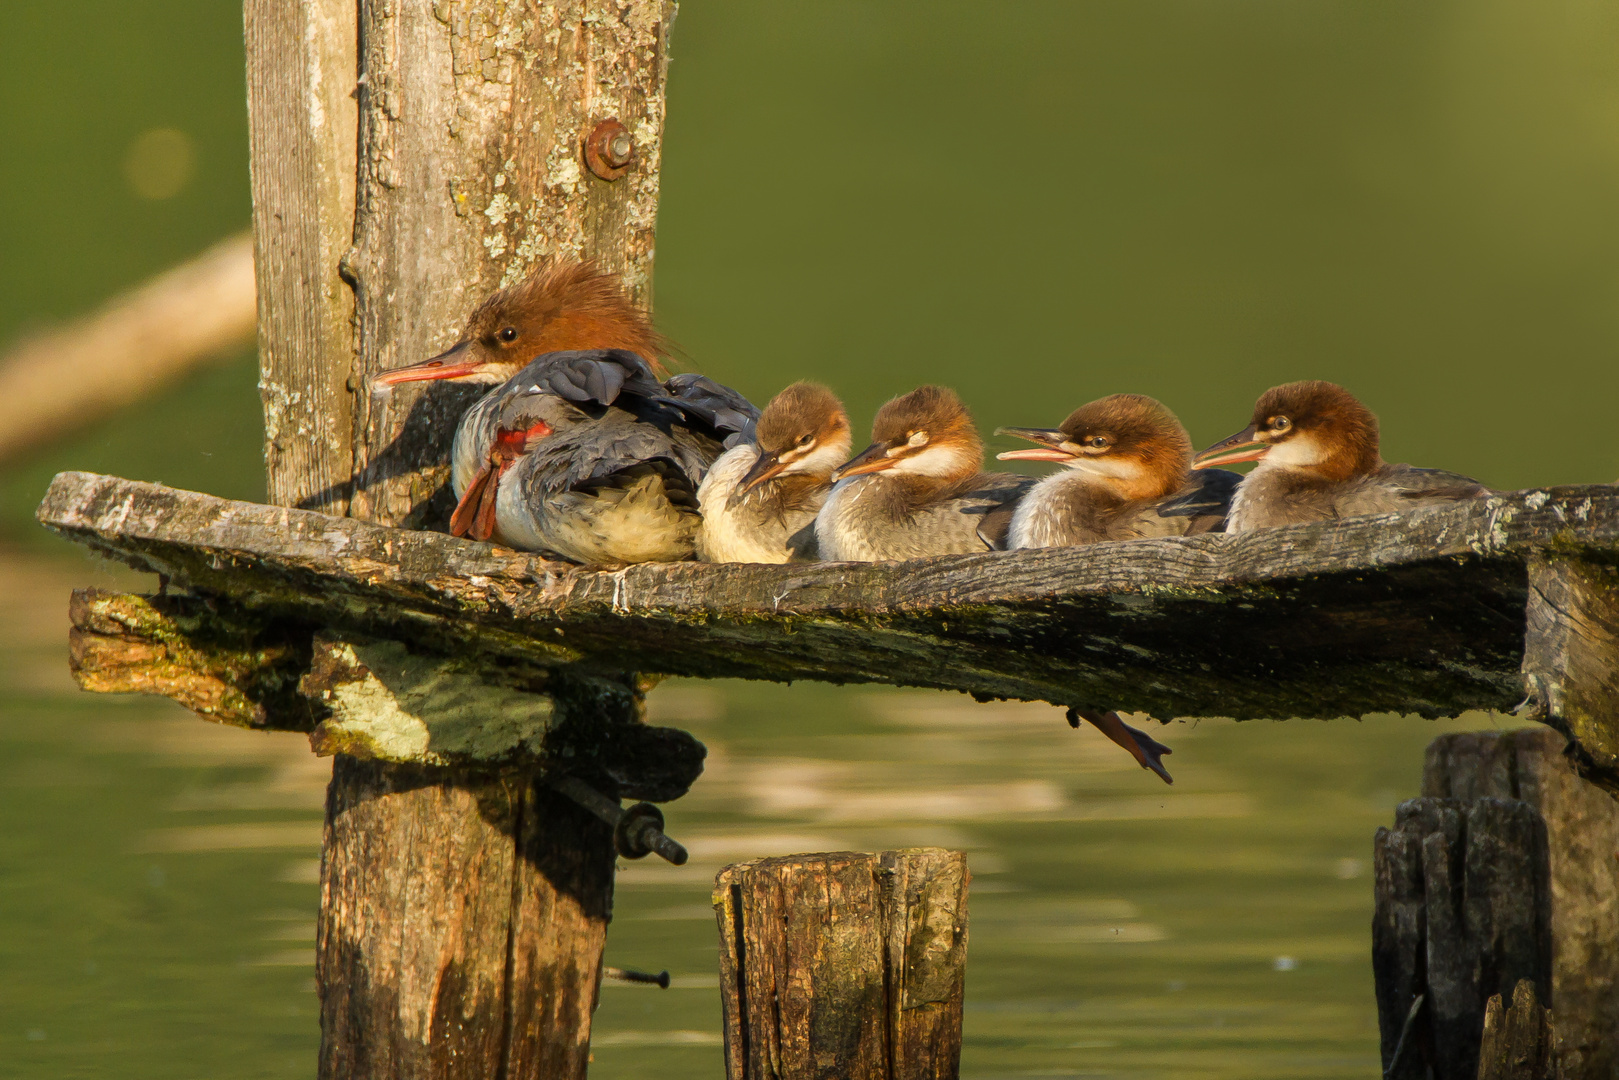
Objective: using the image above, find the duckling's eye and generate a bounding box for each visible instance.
[906,430,928,447]
[498,327,519,343]
[1089,436,1110,450]
[797,434,813,448]
[1272,416,1291,431]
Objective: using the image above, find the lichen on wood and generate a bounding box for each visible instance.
[302,632,556,765]
[68,586,705,796]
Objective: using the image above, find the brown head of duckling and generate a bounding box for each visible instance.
[371,259,665,389]
[737,381,852,495]
[997,393,1191,503]
[1193,380,1381,483]
[834,385,982,484]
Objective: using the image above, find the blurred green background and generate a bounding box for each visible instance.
[1,1,1613,1077]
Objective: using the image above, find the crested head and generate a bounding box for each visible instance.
[735,382,853,494]
[1194,380,1383,479]
[835,385,982,483]
[1244,380,1381,480]
[997,393,1190,501]
[371,259,664,389]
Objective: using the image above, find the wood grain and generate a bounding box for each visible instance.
[245,0,358,513]
[242,2,677,1074]
[1373,795,1552,1080]
[714,849,968,1080]
[1477,980,1559,1080]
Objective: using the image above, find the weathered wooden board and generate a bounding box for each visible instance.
[41,472,1619,726]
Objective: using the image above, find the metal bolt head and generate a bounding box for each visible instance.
[586,119,635,180]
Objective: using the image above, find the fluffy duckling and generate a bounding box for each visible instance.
[697,381,851,563]
[997,393,1237,548]
[815,385,1032,561]
[1193,380,1489,532]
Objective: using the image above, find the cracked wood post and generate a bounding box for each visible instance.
[1372,795,1552,1080]
[244,1,675,1076]
[713,849,970,1080]
[1420,729,1619,1079]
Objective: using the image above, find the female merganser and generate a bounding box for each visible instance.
[815,385,1032,562]
[697,381,851,563]
[1192,380,1489,531]
[996,393,1238,548]
[370,259,668,500]
[370,262,757,563]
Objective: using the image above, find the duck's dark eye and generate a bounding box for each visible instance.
[798,434,813,447]
[498,327,519,343]
[1272,416,1291,431]
[1090,436,1110,449]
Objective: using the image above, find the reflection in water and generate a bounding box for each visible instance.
[0,548,1525,1079]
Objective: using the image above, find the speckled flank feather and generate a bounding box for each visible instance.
[1010,469,1238,548]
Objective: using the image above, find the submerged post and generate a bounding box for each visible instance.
[243,0,676,1073]
[713,849,970,1080]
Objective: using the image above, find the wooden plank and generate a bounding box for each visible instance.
[39,473,1619,725]
[713,849,968,1080]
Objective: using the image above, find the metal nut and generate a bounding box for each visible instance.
[585,119,635,180]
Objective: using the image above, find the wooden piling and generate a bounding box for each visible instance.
[713,849,969,1080]
[1423,729,1619,1078]
[242,0,677,1073]
[1374,729,1619,1080]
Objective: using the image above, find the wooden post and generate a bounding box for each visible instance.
[1422,729,1619,1079]
[1373,795,1552,1080]
[1522,553,1619,794]
[1477,980,1559,1080]
[713,849,969,1080]
[243,1,676,1075]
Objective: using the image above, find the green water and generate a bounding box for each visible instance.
[2,0,1615,1076]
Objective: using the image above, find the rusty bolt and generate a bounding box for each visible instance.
[585,118,635,181]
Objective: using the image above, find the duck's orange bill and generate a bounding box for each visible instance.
[371,343,480,388]
[833,442,898,481]
[1192,425,1267,470]
[994,426,1076,464]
